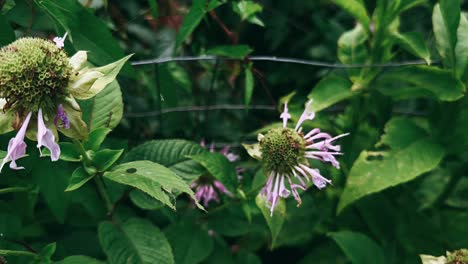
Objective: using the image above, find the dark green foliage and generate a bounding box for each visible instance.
[1,0,468,263]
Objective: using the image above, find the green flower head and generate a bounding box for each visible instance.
[0,37,72,114]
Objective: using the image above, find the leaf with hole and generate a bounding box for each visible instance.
[104,161,203,210]
[99,218,174,264]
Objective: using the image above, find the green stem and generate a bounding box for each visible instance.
[72,139,92,165]
[0,249,37,258]
[94,174,113,213]
[72,140,113,215]
[0,186,30,195]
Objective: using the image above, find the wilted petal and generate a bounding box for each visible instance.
[53,32,68,48]
[295,100,315,131]
[280,102,291,128]
[0,112,32,172]
[54,104,70,129]
[278,175,290,198]
[269,173,281,216]
[69,51,88,71]
[71,70,104,91]
[37,109,60,161]
[300,164,331,189]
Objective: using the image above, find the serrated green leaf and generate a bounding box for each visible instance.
[329,231,385,264]
[376,117,427,150]
[129,189,164,210]
[375,66,465,101]
[308,75,353,112]
[56,256,104,264]
[123,140,206,180]
[165,221,214,264]
[37,0,134,77]
[232,1,263,26]
[99,218,174,264]
[206,45,253,59]
[175,0,206,49]
[104,161,203,210]
[190,152,238,193]
[393,31,431,65]
[244,64,254,106]
[65,167,94,192]
[84,128,112,151]
[333,0,370,30]
[337,118,445,213]
[93,149,123,172]
[80,80,123,131]
[255,193,285,248]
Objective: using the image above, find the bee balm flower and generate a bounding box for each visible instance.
[245,100,348,216]
[0,36,131,173]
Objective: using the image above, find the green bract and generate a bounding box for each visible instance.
[259,128,306,174]
[0,38,72,113]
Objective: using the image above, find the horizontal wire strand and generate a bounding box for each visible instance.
[131,55,433,68]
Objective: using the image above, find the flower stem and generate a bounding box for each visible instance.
[0,249,37,258]
[94,173,113,213]
[0,186,30,195]
[72,140,113,215]
[72,139,92,165]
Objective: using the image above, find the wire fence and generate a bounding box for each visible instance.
[131,55,432,68]
[125,55,432,118]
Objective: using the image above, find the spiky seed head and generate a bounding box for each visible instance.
[259,127,306,174]
[0,37,72,114]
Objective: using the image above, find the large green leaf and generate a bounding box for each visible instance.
[337,24,368,65]
[190,151,239,193]
[432,1,460,68]
[455,13,468,78]
[56,256,104,264]
[308,75,353,112]
[165,221,214,264]
[255,193,286,249]
[80,80,123,131]
[333,0,370,30]
[337,118,445,213]
[329,231,385,264]
[103,161,203,210]
[175,0,206,49]
[375,66,465,101]
[393,31,431,65]
[0,14,15,46]
[32,161,73,223]
[36,0,134,77]
[99,218,174,264]
[123,140,206,180]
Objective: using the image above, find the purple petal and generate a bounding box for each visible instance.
[295,100,315,131]
[37,109,61,161]
[280,102,291,128]
[53,32,68,48]
[0,112,32,172]
[54,104,70,129]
